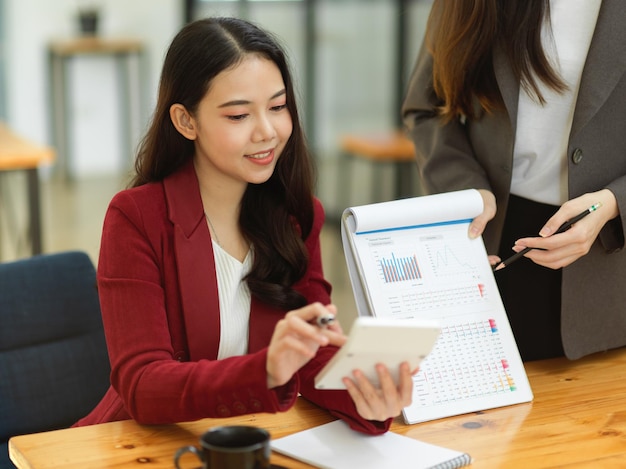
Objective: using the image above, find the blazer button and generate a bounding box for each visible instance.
[233,401,247,413]
[571,148,583,164]
[216,405,231,417]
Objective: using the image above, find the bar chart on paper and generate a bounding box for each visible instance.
[377,252,422,283]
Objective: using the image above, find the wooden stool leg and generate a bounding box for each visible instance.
[371,162,384,203]
[337,151,353,213]
[396,161,416,199]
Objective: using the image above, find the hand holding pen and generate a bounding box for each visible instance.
[267,303,344,389]
[494,202,602,271]
[312,314,336,328]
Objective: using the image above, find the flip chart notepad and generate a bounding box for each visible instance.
[271,420,471,469]
[341,189,533,424]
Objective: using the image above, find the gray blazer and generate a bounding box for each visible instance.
[402,0,626,359]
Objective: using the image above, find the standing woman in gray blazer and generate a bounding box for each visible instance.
[402,0,626,361]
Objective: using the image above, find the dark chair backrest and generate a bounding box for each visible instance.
[0,251,111,469]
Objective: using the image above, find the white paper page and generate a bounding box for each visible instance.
[341,213,372,317]
[340,190,533,424]
[271,420,471,469]
[346,189,483,234]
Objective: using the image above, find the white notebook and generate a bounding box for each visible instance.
[271,420,471,469]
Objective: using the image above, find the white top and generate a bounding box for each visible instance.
[510,0,601,205]
[212,241,252,359]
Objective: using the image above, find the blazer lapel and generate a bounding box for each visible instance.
[164,160,221,361]
[571,0,626,139]
[493,45,520,132]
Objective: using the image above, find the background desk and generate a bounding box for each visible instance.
[10,348,626,468]
[48,37,145,180]
[0,123,55,257]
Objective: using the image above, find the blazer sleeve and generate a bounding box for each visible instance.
[401,41,493,195]
[97,190,297,424]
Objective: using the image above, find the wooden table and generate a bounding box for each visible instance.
[10,348,626,468]
[48,37,145,180]
[0,123,55,256]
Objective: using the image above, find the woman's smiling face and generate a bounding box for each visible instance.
[185,54,293,189]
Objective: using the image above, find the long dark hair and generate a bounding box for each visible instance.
[426,0,567,121]
[133,17,315,310]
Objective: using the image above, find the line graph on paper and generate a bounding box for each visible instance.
[424,235,479,279]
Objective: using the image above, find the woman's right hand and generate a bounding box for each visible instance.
[266,302,346,389]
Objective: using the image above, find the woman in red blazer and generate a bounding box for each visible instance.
[75,17,413,435]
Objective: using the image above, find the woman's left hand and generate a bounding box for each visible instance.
[342,362,415,422]
[510,189,619,269]
[469,189,497,239]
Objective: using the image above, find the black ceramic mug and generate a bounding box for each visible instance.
[174,425,271,469]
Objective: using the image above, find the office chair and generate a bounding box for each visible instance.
[0,251,110,469]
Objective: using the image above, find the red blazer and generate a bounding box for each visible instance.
[75,160,389,435]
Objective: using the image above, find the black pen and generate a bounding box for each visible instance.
[494,202,602,271]
[313,314,336,328]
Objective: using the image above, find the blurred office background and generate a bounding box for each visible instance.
[0,0,433,318]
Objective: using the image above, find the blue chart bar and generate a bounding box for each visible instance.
[380,253,422,283]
